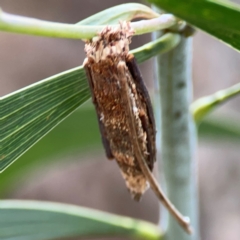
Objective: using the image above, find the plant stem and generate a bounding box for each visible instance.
[0,9,177,39]
[153,32,199,239]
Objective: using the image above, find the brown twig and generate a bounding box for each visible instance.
[119,62,193,234]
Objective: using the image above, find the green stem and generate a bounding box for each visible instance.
[0,9,177,39]
[153,32,199,239]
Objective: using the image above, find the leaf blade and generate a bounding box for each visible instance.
[77,3,159,25]
[1,67,90,171]
[0,200,162,240]
[191,82,240,123]
[199,114,240,142]
[148,0,240,51]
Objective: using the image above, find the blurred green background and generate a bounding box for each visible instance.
[1,1,240,240]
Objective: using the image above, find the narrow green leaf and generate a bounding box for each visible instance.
[199,114,240,142]
[0,200,162,240]
[148,0,240,51]
[191,82,240,123]
[0,107,100,196]
[0,33,180,172]
[77,3,159,25]
[1,67,90,171]
[133,33,180,63]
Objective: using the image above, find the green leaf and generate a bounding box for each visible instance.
[1,67,90,172]
[0,33,180,172]
[199,114,240,142]
[0,200,162,240]
[77,3,159,25]
[148,0,240,51]
[191,82,240,123]
[133,33,180,63]
[0,106,101,196]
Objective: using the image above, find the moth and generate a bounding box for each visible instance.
[83,22,156,201]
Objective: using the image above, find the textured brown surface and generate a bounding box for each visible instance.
[84,22,156,200]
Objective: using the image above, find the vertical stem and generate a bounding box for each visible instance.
[153,33,199,239]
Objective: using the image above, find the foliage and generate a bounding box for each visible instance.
[1,1,240,240]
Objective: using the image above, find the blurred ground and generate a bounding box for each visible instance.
[1,1,240,240]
